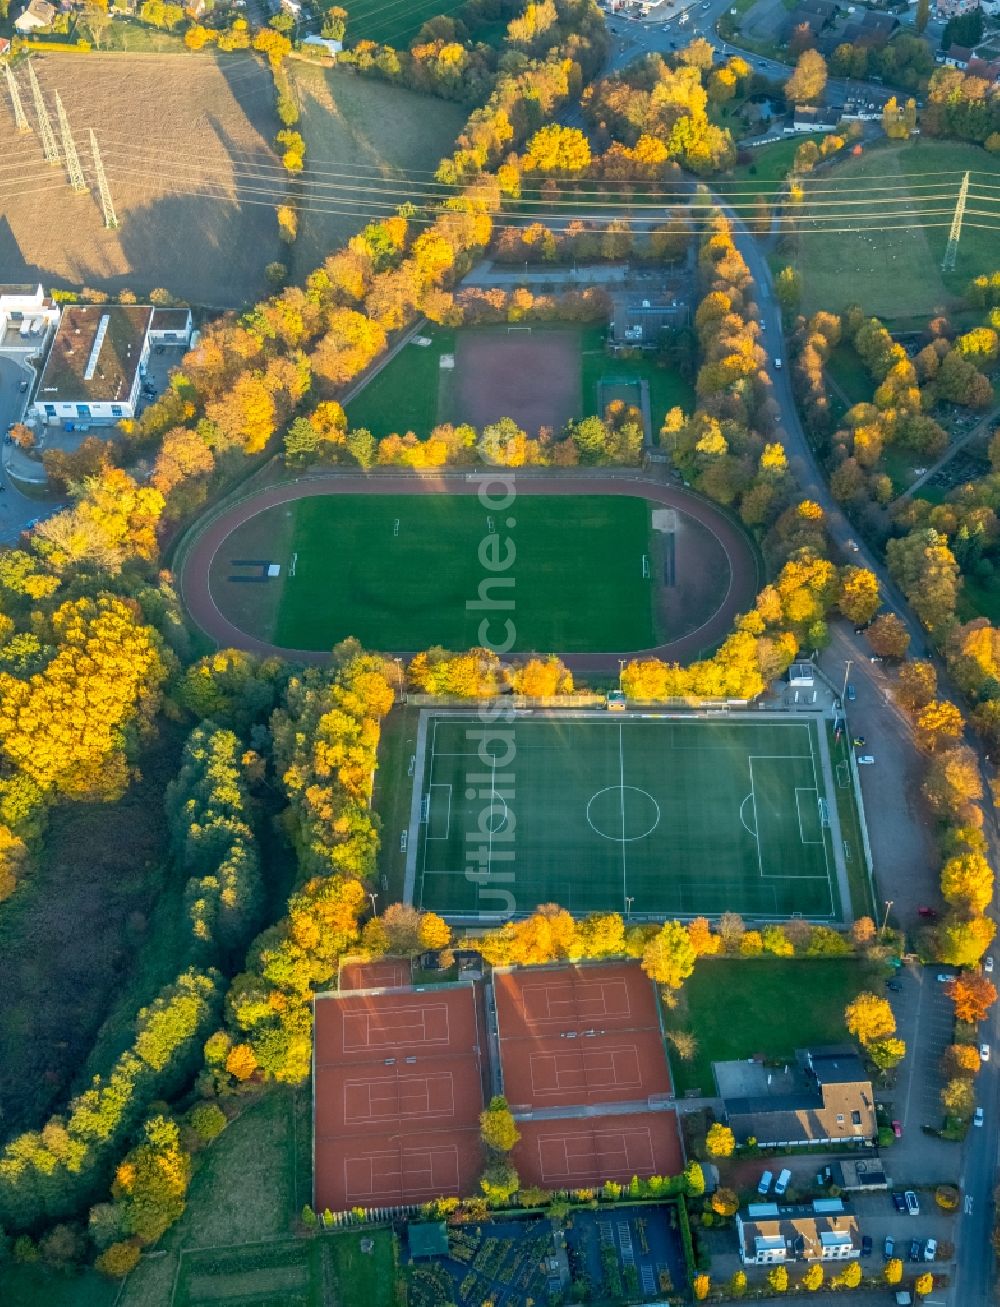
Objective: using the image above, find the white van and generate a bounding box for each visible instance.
[774,1168,792,1196]
[757,1169,773,1195]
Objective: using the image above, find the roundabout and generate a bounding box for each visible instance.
[177,471,760,672]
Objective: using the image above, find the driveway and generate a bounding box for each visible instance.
[819,623,938,929]
[0,353,49,544]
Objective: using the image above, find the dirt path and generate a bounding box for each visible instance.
[177,471,760,673]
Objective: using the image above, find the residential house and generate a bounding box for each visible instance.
[736,1208,861,1266]
[721,1046,878,1149]
[935,0,979,16]
[611,293,689,345]
[33,305,154,425]
[14,0,57,30]
[941,42,975,66]
[786,105,843,133]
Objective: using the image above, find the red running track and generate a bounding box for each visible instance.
[177,472,759,674]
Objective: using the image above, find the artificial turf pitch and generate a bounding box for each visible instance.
[411,715,845,920]
[273,494,657,653]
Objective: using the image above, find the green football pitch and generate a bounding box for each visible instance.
[264,494,657,653]
[408,714,850,921]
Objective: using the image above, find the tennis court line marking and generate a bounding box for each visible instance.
[426,783,451,840]
[794,787,823,845]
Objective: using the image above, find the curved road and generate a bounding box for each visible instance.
[178,471,760,673]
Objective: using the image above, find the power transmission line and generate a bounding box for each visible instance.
[54,91,86,193]
[942,170,969,273]
[5,66,29,134]
[90,130,118,229]
[26,61,59,166]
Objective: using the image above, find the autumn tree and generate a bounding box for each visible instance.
[896,660,937,714]
[801,1263,824,1291]
[845,991,896,1045]
[833,1262,861,1289]
[838,566,880,624]
[937,914,996,968]
[768,1264,788,1292]
[946,972,998,1023]
[941,1077,975,1117]
[943,1043,981,1077]
[916,700,965,753]
[706,1123,735,1157]
[915,1271,934,1298]
[642,920,697,990]
[923,745,983,822]
[884,1257,903,1285]
[886,529,960,632]
[785,49,828,103]
[940,850,994,915]
[480,1096,520,1153]
[867,613,910,659]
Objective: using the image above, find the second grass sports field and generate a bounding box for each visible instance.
[407,714,853,921]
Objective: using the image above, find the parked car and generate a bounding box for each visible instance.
[892,1192,907,1213]
[982,1044,991,1062]
[986,955,994,974]
[846,683,856,701]
[908,1238,921,1262]
[923,1239,937,1262]
[774,1168,792,1196]
[974,1106,985,1127]
[774,357,782,369]
[758,1169,773,1195]
[887,980,902,993]
[883,1234,894,1260]
[861,1235,873,1257]
[937,973,955,982]
[904,1190,919,1216]
[918,906,938,918]
[892,1119,903,1138]
[18,378,28,392]
[857,755,875,765]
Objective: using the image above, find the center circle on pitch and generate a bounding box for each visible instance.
[586,786,661,843]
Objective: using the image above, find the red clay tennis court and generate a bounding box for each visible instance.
[494,962,673,1110]
[338,957,413,991]
[514,1111,683,1189]
[313,983,486,1211]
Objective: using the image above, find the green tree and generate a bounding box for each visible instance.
[684,1160,706,1196]
[916,0,929,32]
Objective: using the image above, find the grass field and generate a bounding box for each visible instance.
[663,958,869,1096]
[795,141,1000,320]
[0,54,283,308]
[346,323,694,440]
[344,0,468,46]
[290,67,466,283]
[825,343,872,407]
[214,493,659,653]
[119,1088,310,1307]
[720,137,804,218]
[411,715,850,920]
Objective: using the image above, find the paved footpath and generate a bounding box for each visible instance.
[177,468,760,674]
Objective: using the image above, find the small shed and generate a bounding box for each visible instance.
[408,1221,448,1260]
[789,662,815,687]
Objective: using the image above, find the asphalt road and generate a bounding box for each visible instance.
[0,355,43,546]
